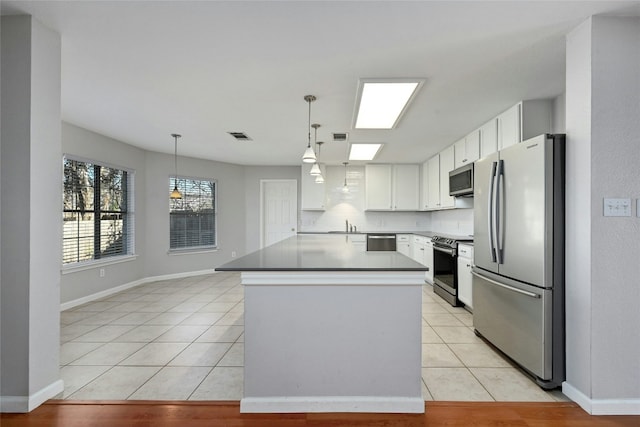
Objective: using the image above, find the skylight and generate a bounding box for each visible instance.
[349,143,383,161]
[353,79,424,129]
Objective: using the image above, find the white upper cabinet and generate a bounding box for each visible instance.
[365,164,393,210]
[301,163,326,210]
[439,145,455,209]
[393,164,420,211]
[454,130,480,169]
[365,164,419,211]
[427,155,440,209]
[480,118,498,158]
[497,103,521,150]
[497,100,552,151]
[420,160,429,211]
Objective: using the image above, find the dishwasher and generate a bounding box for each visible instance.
[366,233,397,251]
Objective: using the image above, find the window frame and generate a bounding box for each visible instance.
[168,175,218,253]
[62,155,136,269]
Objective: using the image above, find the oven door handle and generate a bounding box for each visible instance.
[433,245,455,256]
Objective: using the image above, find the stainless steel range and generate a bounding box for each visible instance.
[431,234,473,307]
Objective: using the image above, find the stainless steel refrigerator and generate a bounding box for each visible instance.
[472,133,565,389]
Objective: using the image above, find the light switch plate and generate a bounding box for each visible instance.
[637,199,640,217]
[603,198,631,217]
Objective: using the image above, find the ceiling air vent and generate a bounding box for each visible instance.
[228,132,252,141]
[332,132,348,142]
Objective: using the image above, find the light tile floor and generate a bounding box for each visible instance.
[59,272,569,402]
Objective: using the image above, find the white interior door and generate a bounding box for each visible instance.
[261,179,298,248]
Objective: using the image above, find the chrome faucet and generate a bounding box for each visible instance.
[346,219,349,233]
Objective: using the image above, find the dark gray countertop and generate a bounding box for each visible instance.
[217,234,428,272]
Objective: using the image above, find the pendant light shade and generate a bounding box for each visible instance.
[309,123,322,175]
[341,162,350,193]
[170,133,182,199]
[302,95,317,163]
[315,174,325,183]
[309,163,321,176]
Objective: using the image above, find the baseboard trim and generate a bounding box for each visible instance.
[60,269,218,311]
[1,379,64,413]
[562,381,640,415]
[240,396,425,413]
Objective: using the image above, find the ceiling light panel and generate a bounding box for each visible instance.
[349,143,383,161]
[354,79,424,129]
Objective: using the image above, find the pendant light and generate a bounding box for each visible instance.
[302,95,317,163]
[341,162,350,193]
[170,133,182,199]
[314,141,325,183]
[309,124,322,175]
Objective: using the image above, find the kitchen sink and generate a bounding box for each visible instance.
[327,231,363,234]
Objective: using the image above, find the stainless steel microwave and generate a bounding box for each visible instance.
[449,163,474,197]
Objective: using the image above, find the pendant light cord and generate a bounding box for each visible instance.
[174,136,178,185]
[307,98,312,149]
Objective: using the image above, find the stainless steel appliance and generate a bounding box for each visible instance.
[449,163,474,196]
[472,133,565,389]
[432,234,473,306]
[366,233,396,251]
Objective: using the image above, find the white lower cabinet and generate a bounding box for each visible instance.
[348,234,366,252]
[457,244,473,309]
[424,238,434,284]
[396,234,412,257]
[411,235,433,284]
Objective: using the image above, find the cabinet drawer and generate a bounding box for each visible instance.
[397,234,411,242]
[458,244,473,258]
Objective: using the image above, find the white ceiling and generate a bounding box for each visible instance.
[2,1,639,166]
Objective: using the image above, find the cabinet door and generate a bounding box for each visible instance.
[301,163,326,210]
[348,234,367,252]
[427,155,440,209]
[439,145,455,208]
[393,165,419,210]
[480,118,498,158]
[397,235,412,257]
[465,130,480,163]
[365,164,392,210]
[411,236,424,263]
[453,138,466,169]
[420,160,429,210]
[498,103,521,150]
[457,255,473,308]
[424,240,434,284]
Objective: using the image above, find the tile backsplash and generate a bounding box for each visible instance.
[299,165,473,235]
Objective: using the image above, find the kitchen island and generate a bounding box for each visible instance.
[217,234,428,414]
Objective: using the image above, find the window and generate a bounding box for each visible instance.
[63,157,134,265]
[169,177,217,250]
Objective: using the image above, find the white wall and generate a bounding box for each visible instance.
[300,166,431,233]
[243,166,301,254]
[1,15,63,411]
[61,123,147,302]
[143,151,246,278]
[565,16,640,414]
[588,16,640,403]
[552,92,566,133]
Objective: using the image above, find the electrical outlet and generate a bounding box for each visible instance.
[231,251,237,258]
[603,198,631,217]
[99,268,105,278]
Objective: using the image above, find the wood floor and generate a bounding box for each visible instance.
[1,401,638,427]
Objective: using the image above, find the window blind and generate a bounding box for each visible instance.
[169,177,217,250]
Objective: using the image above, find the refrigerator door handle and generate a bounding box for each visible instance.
[488,161,497,262]
[494,159,504,264]
[471,270,540,299]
